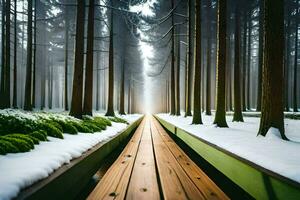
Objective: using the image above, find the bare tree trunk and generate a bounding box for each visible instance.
[83,0,95,116]
[242,9,247,111]
[32,0,37,108]
[0,0,5,108]
[293,0,299,112]
[105,6,115,116]
[213,0,228,127]
[170,0,176,115]
[233,3,244,122]
[70,0,85,118]
[3,0,10,108]
[258,0,287,139]
[246,11,252,111]
[96,52,100,111]
[185,0,193,117]
[192,0,203,124]
[13,0,17,108]
[64,7,69,111]
[206,0,212,115]
[257,0,264,111]
[24,0,33,111]
[175,31,181,116]
[119,60,125,115]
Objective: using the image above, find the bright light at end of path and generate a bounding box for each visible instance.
[129,0,157,17]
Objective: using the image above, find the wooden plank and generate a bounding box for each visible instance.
[87,118,146,200]
[126,116,160,200]
[152,118,229,200]
[150,117,205,200]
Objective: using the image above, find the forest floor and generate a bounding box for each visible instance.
[157,113,300,184]
[0,110,141,200]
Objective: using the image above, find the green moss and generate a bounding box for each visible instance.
[94,117,112,126]
[40,123,64,139]
[82,122,101,132]
[28,135,40,144]
[70,121,92,133]
[6,134,35,148]
[48,121,63,132]
[61,122,78,134]
[0,140,19,154]
[109,117,129,124]
[30,130,48,141]
[0,137,32,152]
[0,114,38,135]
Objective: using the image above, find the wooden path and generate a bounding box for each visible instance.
[88,115,229,200]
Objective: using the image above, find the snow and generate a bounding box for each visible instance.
[0,114,142,200]
[157,113,300,183]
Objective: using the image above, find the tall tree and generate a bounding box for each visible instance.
[242,7,247,111]
[119,60,126,115]
[175,31,181,116]
[0,0,5,108]
[246,9,252,111]
[170,0,176,115]
[293,0,299,112]
[32,0,37,108]
[13,0,17,108]
[83,0,95,116]
[213,0,228,127]
[24,0,33,110]
[192,0,203,124]
[64,5,70,111]
[233,2,244,122]
[105,5,115,116]
[256,0,264,111]
[185,0,193,117]
[3,0,10,108]
[70,0,85,118]
[206,0,212,116]
[258,0,287,139]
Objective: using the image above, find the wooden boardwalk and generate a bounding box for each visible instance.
[88,116,229,200]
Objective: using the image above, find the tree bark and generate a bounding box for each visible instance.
[258,0,287,139]
[32,0,37,108]
[105,6,115,116]
[119,60,125,115]
[70,0,85,118]
[192,0,203,124]
[0,0,5,108]
[175,31,181,116]
[206,0,212,115]
[13,0,17,108]
[233,3,244,122]
[24,0,33,110]
[64,7,69,111]
[242,9,247,111]
[293,0,299,112]
[83,0,95,116]
[213,0,228,127]
[3,0,10,108]
[246,11,252,111]
[170,0,176,115]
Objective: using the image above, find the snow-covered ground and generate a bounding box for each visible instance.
[0,114,142,200]
[157,113,300,183]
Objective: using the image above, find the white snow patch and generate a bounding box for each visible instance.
[157,113,300,183]
[0,114,142,200]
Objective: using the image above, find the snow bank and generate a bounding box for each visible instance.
[0,114,142,200]
[157,113,300,183]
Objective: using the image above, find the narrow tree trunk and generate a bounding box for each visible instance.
[24,0,33,110]
[83,0,95,116]
[206,0,212,115]
[185,0,193,117]
[242,10,247,111]
[3,0,10,108]
[12,0,17,108]
[128,80,131,114]
[64,8,69,111]
[293,0,299,112]
[119,60,125,115]
[0,0,5,108]
[192,0,203,124]
[233,3,244,122]
[247,12,252,111]
[258,0,287,139]
[170,0,176,115]
[70,0,85,118]
[96,52,100,111]
[175,31,181,116]
[32,0,37,108]
[256,0,264,111]
[105,7,115,116]
[213,0,228,127]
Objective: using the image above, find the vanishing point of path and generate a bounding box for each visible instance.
[87,115,229,200]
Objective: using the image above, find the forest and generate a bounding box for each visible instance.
[0,0,300,199]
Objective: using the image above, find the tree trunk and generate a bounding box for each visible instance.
[24,0,33,110]
[119,60,125,115]
[256,0,264,111]
[32,0,37,108]
[105,6,115,116]
[96,52,100,111]
[13,0,17,108]
[242,9,247,111]
[192,0,203,124]
[64,7,69,111]
[70,0,85,118]
[233,3,244,122]
[258,0,287,139]
[170,0,176,115]
[175,31,181,116]
[213,0,228,127]
[293,0,299,112]
[0,0,5,108]
[246,11,252,111]
[185,0,193,117]
[3,0,10,108]
[83,0,95,116]
[206,0,212,115]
